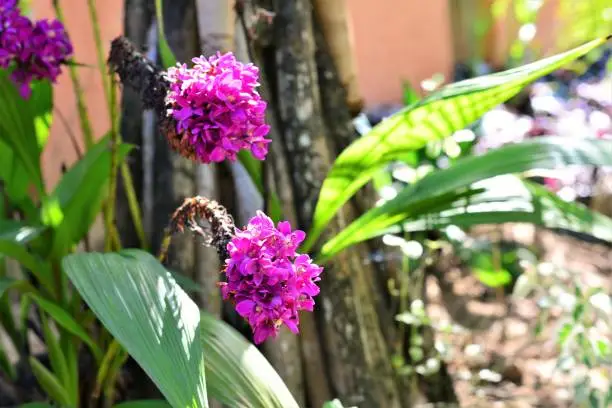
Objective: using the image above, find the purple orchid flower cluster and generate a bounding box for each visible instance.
[0,0,72,98]
[221,211,322,344]
[165,52,271,164]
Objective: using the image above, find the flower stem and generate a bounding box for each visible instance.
[53,1,95,150]
[86,0,111,107]
[84,4,149,250]
[104,78,120,252]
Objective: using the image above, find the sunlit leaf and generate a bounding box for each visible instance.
[0,73,53,194]
[62,250,209,408]
[113,401,172,408]
[201,312,299,408]
[305,38,610,252]
[42,135,132,257]
[320,137,612,260]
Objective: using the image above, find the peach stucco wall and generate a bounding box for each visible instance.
[32,0,123,188]
[31,1,565,188]
[348,0,454,106]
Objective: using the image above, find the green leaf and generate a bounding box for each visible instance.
[0,73,53,194]
[0,276,34,299]
[0,341,15,379]
[322,400,346,408]
[0,239,53,294]
[237,151,283,222]
[42,136,132,257]
[320,137,612,260]
[113,401,171,408]
[62,250,209,408]
[29,294,103,362]
[154,0,178,69]
[402,80,420,107]
[304,37,610,252]
[40,313,72,404]
[470,250,514,287]
[0,138,32,204]
[0,219,44,244]
[200,312,299,408]
[29,356,71,406]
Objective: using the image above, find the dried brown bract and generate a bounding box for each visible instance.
[159,196,235,263]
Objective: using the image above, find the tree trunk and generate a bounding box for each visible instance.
[116,0,458,406]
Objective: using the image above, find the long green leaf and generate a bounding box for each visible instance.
[41,136,132,257]
[395,176,612,242]
[153,0,178,69]
[29,294,103,362]
[29,356,71,406]
[0,219,44,244]
[0,276,35,299]
[0,74,53,194]
[321,137,612,259]
[237,151,283,222]
[0,139,32,205]
[201,312,299,408]
[113,401,172,408]
[0,240,53,294]
[0,340,15,379]
[40,313,73,404]
[304,37,610,251]
[62,250,209,408]
[113,400,170,408]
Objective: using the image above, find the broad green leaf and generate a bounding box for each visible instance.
[304,37,610,252]
[0,74,53,194]
[114,401,171,408]
[394,176,612,245]
[42,136,132,257]
[321,137,612,259]
[29,356,71,406]
[29,294,102,362]
[201,312,299,408]
[63,250,209,408]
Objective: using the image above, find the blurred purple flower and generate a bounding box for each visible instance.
[165,52,271,163]
[221,211,322,344]
[0,2,72,98]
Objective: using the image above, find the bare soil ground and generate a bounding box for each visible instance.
[426,225,612,408]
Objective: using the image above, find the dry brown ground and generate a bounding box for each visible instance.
[425,225,612,408]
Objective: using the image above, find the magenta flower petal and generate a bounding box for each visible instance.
[221,212,323,344]
[235,300,255,317]
[165,51,271,163]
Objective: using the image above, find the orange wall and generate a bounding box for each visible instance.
[348,0,453,105]
[32,1,566,187]
[32,0,123,188]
